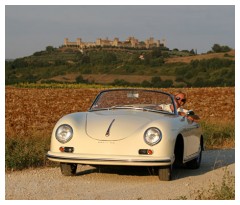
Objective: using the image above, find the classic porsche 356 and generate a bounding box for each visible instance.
[47,89,203,181]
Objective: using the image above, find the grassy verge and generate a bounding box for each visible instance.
[5,131,57,171]
[201,121,235,149]
[177,168,235,200]
[193,168,235,200]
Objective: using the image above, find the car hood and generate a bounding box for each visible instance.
[86,110,159,141]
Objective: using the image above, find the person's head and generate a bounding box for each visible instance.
[174,91,187,108]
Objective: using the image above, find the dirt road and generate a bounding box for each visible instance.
[5,149,235,200]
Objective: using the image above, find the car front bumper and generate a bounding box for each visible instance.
[46,151,172,166]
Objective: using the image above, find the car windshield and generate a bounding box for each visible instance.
[89,89,177,114]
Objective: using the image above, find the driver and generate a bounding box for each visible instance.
[159,91,200,123]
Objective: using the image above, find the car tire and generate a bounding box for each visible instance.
[60,163,77,176]
[186,146,202,169]
[158,166,172,181]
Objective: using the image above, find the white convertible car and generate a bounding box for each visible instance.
[47,89,203,181]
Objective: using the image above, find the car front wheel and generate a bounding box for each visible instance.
[60,163,77,176]
[158,165,172,181]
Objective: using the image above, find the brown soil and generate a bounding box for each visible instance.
[5,87,234,140]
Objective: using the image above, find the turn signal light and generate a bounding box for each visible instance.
[59,146,74,153]
[147,149,153,155]
[138,149,153,155]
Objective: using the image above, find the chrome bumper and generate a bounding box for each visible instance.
[46,151,172,166]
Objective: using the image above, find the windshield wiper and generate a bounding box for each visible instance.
[142,106,174,114]
[89,107,109,112]
[109,105,135,110]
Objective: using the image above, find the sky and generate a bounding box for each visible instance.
[4,4,235,59]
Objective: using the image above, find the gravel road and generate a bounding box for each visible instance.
[5,149,235,200]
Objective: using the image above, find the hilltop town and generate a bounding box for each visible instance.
[63,37,165,49]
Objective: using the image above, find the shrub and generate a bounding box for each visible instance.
[76,75,88,83]
[5,133,52,170]
[201,121,235,149]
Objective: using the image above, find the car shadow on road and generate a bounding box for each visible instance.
[173,149,235,180]
[75,164,157,177]
[75,149,235,180]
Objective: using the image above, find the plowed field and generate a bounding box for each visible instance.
[5,86,234,139]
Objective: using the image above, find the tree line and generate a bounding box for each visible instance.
[5,44,234,87]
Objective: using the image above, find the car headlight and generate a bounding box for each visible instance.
[144,127,162,146]
[55,124,73,143]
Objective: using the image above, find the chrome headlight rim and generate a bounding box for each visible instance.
[55,124,73,144]
[144,127,162,146]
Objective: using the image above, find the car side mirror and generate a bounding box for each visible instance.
[187,110,195,116]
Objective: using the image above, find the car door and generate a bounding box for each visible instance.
[182,118,201,161]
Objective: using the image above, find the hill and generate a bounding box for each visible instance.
[165,50,235,63]
[5,47,235,87]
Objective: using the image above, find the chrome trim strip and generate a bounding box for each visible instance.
[183,151,200,163]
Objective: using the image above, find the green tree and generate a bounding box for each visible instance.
[82,55,90,64]
[76,75,88,83]
[151,48,162,58]
[221,45,231,52]
[212,44,231,53]
[46,46,55,52]
[190,49,195,55]
[151,76,162,87]
[102,52,117,64]
[212,44,222,53]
